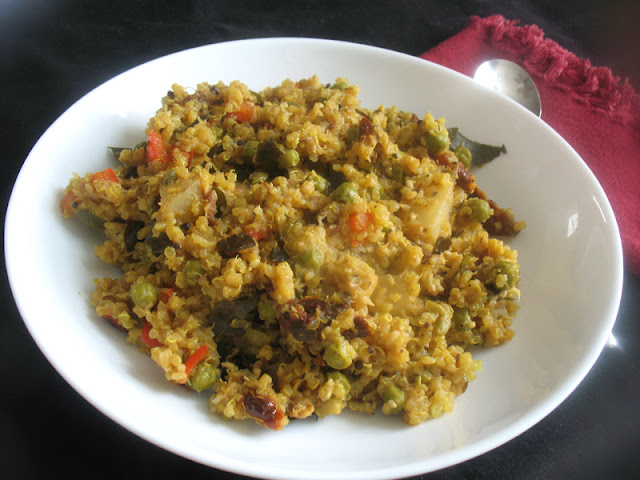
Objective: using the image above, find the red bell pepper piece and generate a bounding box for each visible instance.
[229,101,255,123]
[91,168,119,184]
[141,321,162,348]
[184,345,209,377]
[158,287,175,304]
[246,227,268,241]
[146,129,169,165]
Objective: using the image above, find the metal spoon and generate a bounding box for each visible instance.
[474,59,542,117]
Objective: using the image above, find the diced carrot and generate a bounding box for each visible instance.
[158,287,175,304]
[347,210,375,247]
[146,129,169,165]
[348,211,373,234]
[91,168,119,184]
[246,227,268,241]
[229,101,255,123]
[141,321,162,348]
[184,345,209,377]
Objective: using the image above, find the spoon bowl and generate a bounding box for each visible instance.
[474,59,542,117]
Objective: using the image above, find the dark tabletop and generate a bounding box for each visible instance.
[1,1,639,479]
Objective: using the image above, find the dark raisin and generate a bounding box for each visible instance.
[243,392,285,430]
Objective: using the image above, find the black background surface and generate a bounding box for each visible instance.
[1,1,639,479]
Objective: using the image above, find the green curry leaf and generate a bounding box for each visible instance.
[448,128,507,167]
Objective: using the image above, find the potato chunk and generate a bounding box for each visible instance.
[400,173,454,244]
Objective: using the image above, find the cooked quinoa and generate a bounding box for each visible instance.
[60,76,524,430]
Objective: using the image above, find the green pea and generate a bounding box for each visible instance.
[250,170,269,184]
[326,371,351,396]
[308,172,328,194]
[241,140,259,161]
[435,312,452,336]
[425,300,448,317]
[161,169,177,186]
[189,363,218,392]
[130,281,157,308]
[331,182,357,203]
[423,130,449,157]
[454,145,472,168]
[278,148,300,169]
[344,125,359,144]
[453,307,471,328]
[380,381,405,414]
[323,341,353,370]
[463,198,492,223]
[490,260,519,290]
[297,248,324,271]
[368,183,385,201]
[258,298,276,322]
[389,165,405,182]
[331,80,348,90]
[245,328,272,349]
[184,259,204,281]
[425,300,453,335]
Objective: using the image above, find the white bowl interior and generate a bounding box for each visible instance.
[5,38,623,480]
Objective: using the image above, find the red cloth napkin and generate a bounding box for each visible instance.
[421,15,640,276]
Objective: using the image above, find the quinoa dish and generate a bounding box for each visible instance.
[60,76,524,430]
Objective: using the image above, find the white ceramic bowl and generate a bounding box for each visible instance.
[5,38,623,480]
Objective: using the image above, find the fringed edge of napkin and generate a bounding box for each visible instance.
[472,15,640,132]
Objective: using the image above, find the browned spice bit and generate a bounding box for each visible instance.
[474,187,523,237]
[434,151,476,194]
[435,150,455,167]
[483,202,523,236]
[358,115,374,138]
[103,315,127,332]
[353,315,374,338]
[455,162,476,194]
[243,392,286,430]
[204,189,218,224]
[277,297,347,341]
[278,303,317,341]
[459,380,469,395]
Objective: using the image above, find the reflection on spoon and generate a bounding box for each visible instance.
[474,59,542,117]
